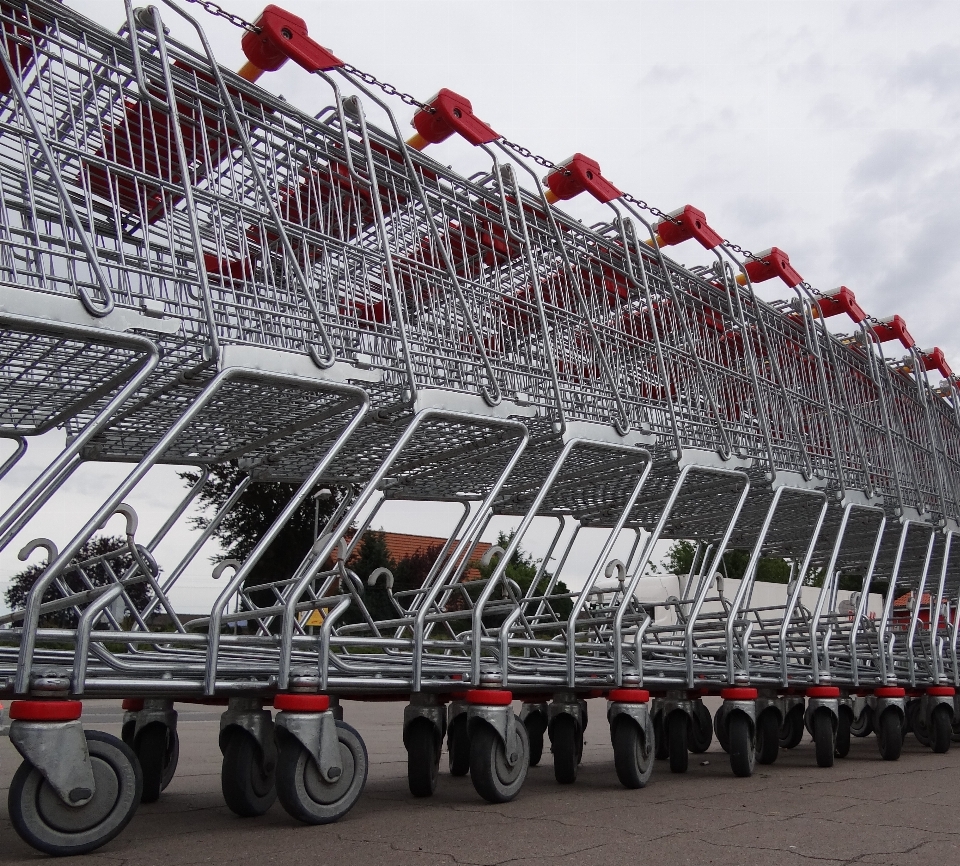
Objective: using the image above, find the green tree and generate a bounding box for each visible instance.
[662,540,791,585]
[180,465,343,613]
[4,535,151,627]
[476,531,573,621]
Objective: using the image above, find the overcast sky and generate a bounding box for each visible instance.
[3,0,958,612]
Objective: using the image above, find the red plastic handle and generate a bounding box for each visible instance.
[410,88,499,147]
[545,154,621,204]
[654,205,722,250]
[871,315,916,350]
[741,247,803,288]
[920,347,953,379]
[241,5,343,75]
[814,286,866,324]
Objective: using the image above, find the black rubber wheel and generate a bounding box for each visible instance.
[135,723,179,803]
[908,700,930,746]
[931,705,953,754]
[851,705,873,738]
[876,709,903,761]
[667,711,688,774]
[612,715,654,789]
[904,699,918,735]
[654,711,669,760]
[447,714,470,776]
[121,719,135,748]
[8,730,142,857]
[523,712,547,767]
[755,709,780,765]
[551,713,579,784]
[221,729,276,817]
[469,717,529,804]
[835,708,852,759]
[714,705,730,753]
[951,713,960,743]
[728,712,755,777]
[779,707,804,749]
[406,718,440,798]
[688,701,713,753]
[275,720,368,824]
[813,709,835,768]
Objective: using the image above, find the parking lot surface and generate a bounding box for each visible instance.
[2,699,958,865]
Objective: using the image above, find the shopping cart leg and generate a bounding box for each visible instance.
[719,687,757,777]
[874,686,906,760]
[218,697,277,817]
[607,689,654,789]
[754,694,784,765]
[805,686,840,768]
[403,694,446,797]
[274,692,368,823]
[519,701,548,767]
[547,692,585,784]
[466,689,528,803]
[120,698,179,802]
[7,697,140,856]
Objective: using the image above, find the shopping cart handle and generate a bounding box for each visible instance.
[408,88,499,150]
[735,247,803,288]
[544,153,621,204]
[239,5,343,82]
[812,286,867,324]
[919,347,952,379]
[648,205,723,250]
[871,315,916,350]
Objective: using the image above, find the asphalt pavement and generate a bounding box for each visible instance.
[1,699,958,865]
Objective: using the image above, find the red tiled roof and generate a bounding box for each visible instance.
[894,591,931,608]
[337,531,492,581]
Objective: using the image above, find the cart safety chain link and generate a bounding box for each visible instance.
[184,0,763,242]
[341,65,436,113]
[181,0,261,33]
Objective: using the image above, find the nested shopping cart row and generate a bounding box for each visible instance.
[1,0,959,857]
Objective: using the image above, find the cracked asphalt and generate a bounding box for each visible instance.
[2,698,958,865]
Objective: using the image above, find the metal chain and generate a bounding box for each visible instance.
[341,64,435,113]
[499,138,561,172]
[721,239,762,263]
[181,0,261,33]
[621,192,675,222]
[179,0,767,253]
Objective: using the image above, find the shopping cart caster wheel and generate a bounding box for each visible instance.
[221,729,277,817]
[136,723,179,803]
[469,717,529,804]
[755,709,780,765]
[778,706,804,750]
[951,715,960,743]
[654,711,670,760]
[551,713,580,784]
[406,718,441,797]
[9,730,141,857]
[524,712,547,767]
[908,700,929,746]
[714,706,730,753]
[121,719,136,748]
[851,706,873,738]
[812,709,835,768]
[688,701,713,754]
[727,713,755,778]
[930,705,952,754]
[666,711,688,773]
[276,721,368,824]
[876,709,903,761]
[448,714,471,776]
[612,715,654,789]
[835,707,852,759]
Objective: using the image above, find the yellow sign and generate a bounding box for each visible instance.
[304,609,325,627]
